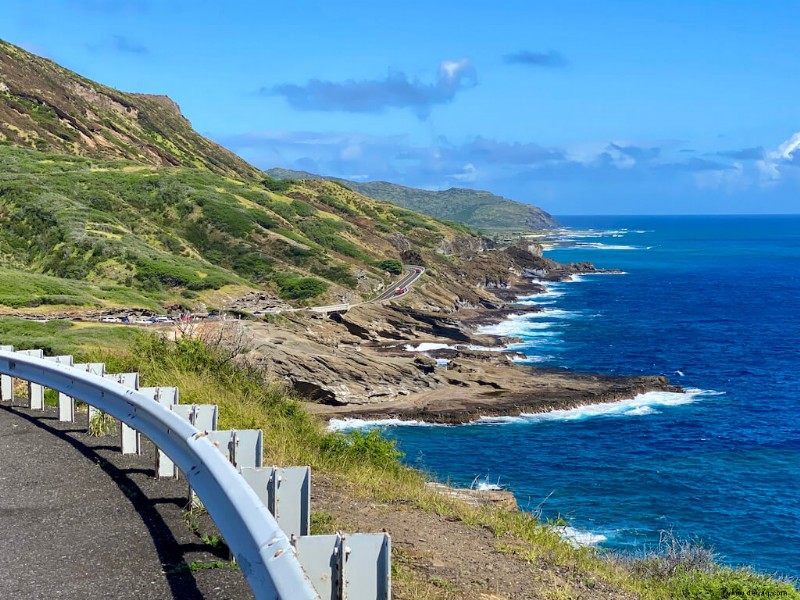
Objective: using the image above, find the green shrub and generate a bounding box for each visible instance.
[320,429,403,472]
[202,200,255,236]
[135,258,231,290]
[232,252,273,282]
[299,219,368,260]
[269,202,297,221]
[290,199,318,217]
[317,193,358,216]
[311,264,357,288]
[377,259,403,274]
[274,272,329,300]
[248,208,278,230]
[261,177,295,193]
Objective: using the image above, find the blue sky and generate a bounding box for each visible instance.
[3,0,799,214]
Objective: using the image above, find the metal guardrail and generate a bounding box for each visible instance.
[0,350,320,600]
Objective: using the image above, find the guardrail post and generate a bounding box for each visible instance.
[73,363,105,425]
[103,373,141,453]
[171,403,218,432]
[45,356,75,421]
[294,532,391,599]
[206,429,263,469]
[173,404,221,502]
[240,466,311,538]
[140,387,180,478]
[0,345,12,401]
[16,349,44,409]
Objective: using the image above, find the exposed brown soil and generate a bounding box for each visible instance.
[312,473,640,600]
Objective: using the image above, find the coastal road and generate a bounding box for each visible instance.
[371,265,425,302]
[0,403,251,599]
[306,265,425,314]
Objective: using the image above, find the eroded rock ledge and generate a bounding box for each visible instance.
[240,288,676,425]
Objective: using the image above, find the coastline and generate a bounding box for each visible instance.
[292,263,680,424]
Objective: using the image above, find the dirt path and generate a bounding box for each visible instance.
[311,474,639,600]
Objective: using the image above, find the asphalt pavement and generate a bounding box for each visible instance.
[0,402,252,599]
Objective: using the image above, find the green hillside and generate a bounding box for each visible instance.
[0,39,257,179]
[266,168,558,232]
[0,37,526,315]
[0,144,484,311]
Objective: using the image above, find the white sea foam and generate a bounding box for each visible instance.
[558,526,608,547]
[556,243,642,251]
[475,389,719,425]
[553,228,630,240]
[567,271,629,281]
[518,287,566,301]
[625,405,660,416]
[465,344,506,352]
[477,317,560,336]
[404,342,455,352]
[327,417,438,432]
[527,308,576,319]
[511,354,552,364]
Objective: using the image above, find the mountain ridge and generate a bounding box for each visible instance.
[266,167,559,232]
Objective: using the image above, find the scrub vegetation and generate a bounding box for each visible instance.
[266,167,559,233]
[6,318,790,600]
[0,144,467,310]
[1,37,794,598]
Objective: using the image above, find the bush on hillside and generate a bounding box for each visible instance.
[261,177,295,193]
[377,259,403,274]
[274,272,328,300]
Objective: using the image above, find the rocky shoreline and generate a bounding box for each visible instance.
[231,253,679,425]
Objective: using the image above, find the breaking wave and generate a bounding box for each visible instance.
[327,417,440,432]
[475,389,722,425]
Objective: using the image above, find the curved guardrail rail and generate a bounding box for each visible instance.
[0,350,319,600]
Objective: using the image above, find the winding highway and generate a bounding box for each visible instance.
[307,265,425,314]
[371,265,425,302]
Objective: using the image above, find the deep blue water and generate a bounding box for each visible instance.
[377,216,800,578]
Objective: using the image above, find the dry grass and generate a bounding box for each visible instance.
[90,330,799,600]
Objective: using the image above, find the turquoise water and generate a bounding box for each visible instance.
[363,216,800,578]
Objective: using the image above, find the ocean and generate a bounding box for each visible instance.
[337,215,800,579]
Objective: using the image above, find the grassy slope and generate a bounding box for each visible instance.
[0,38,257,180]
[3,319,794,599]
[0,145,475,310]
[266,167,559,232]
[0,38,490,313]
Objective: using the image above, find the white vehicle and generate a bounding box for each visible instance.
[100,317,120,323]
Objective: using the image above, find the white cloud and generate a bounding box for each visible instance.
[773,132,800,161]
[757,131,800,183]
[451,163,478,182]
[439,59,471,81]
